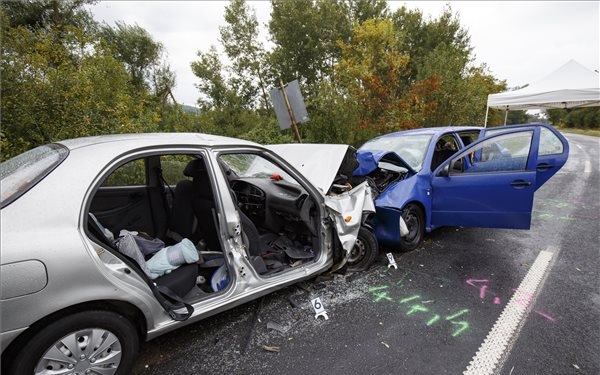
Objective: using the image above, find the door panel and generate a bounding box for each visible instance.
[431,129,540,230]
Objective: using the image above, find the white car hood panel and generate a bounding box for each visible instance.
[267,144,350,195]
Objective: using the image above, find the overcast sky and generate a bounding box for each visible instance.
[88,1,600,107]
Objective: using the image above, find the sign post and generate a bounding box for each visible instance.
[269,79,309,143]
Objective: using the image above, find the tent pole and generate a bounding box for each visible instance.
[504,106,509,125]
[484,106,490,127]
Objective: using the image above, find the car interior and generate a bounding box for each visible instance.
[86,152,323,309]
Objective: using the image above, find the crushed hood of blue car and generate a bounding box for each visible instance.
[354,149,416,176]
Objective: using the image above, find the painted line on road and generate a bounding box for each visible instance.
[463,249,555,375]
[584,160,591,173]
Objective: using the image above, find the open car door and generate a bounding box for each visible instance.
[481,123,569,190]
[430,126,546,230]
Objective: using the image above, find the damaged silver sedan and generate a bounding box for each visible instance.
[0,134,377,374]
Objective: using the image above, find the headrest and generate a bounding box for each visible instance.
[183,158,206,177]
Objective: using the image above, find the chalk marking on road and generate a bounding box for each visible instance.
[584,160,591,173]
[463,249,555,375]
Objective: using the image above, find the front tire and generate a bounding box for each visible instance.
[346,226,379,272]
[9,310,139,375]
[399,203,425,252]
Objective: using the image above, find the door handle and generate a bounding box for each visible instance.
[510,180,532,187]
[537,163,554,171]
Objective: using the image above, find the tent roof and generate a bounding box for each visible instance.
[487,59,600,110]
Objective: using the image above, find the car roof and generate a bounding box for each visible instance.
[375,126,483,139]
[57,132,259,151]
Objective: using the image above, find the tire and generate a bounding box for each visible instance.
[346,226,379,272]
[8,310,139,375]
[399,203,425,252]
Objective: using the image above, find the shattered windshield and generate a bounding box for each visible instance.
[220,153,294,180]
[360,134,432,171]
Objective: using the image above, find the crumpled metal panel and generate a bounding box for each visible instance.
[324,181,375,253]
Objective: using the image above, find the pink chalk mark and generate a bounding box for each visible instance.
[494,297,501,305]
[479,285,488,299]
[466,278,489,288]
[534,310,556,322]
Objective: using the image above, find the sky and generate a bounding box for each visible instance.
[88,1,600,107]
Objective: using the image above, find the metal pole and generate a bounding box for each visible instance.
[484,106,490,127]
[279,79,302,143]
[503,106,509,125]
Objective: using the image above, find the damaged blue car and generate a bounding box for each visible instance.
[355,123,569,251]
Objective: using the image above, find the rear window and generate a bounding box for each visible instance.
[1,144,69,208]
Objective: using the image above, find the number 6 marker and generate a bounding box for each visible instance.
[311,297,329,320]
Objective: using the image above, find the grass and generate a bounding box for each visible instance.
[556,127,600,137]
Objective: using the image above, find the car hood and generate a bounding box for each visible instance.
[267,144,375,258]
[354,149,416,176]
[267,144,353,195]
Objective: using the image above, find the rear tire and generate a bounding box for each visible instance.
[9,310,139,375]
[346,227,379,272]
[399,203,425,252]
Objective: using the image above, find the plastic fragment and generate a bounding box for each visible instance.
[262,345,280,353]
[267,321,288,334]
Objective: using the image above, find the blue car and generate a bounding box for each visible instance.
[355,123,569,251]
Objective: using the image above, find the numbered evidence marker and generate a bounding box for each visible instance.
[311,297,329,320]
[387,253,398,269]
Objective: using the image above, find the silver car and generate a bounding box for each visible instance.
[1,133,377,375]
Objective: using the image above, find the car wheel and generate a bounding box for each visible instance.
[399,203,425,252]
[9,310,139,375]
[346,227,379,272]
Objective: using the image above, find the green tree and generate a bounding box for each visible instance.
[0,1,177,160]
[219,0,271,110]
[100,21,168,92]
[268,0,352,92]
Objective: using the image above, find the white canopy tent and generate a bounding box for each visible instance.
[485,59,600,126]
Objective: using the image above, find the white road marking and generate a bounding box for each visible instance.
[463,249,555,375]
[576,143,584,150]
[584,160,592,173]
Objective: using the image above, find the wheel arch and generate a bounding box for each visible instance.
[1,299,147,373]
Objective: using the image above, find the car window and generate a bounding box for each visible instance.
[360,134,432,171]
[102,159,146,186]
[450,131,534,174]
[539,127,563,155]
[219,153,294,181]
[160,155,196,186]
[1,143,69,208]
[457,131,479,147]
[431,134,460,171]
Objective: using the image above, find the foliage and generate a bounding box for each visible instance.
[0,1,184,161]
[546,108,600,129]
[2,0,524,161]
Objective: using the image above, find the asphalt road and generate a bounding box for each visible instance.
[132,132,599,375]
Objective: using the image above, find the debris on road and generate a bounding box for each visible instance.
[262,345,280,353]
[267,321,289,335]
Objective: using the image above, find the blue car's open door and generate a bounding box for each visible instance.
[430,125,567,230]
[481,123,570,190]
